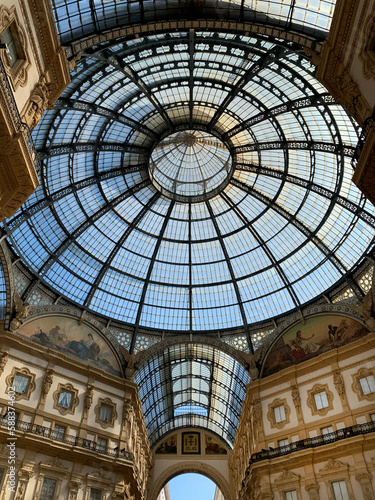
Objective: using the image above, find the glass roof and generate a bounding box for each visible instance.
[150,130,232,200]
[133,343,250,448]
[51,0,337,45]
[4,26,375,349]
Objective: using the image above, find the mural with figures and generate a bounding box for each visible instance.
[16,316,122,376]
[262,315,369,377]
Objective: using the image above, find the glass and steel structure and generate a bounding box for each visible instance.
[2,0,375,447]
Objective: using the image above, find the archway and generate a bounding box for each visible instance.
[148,462,234,500]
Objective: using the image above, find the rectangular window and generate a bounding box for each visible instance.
[13,374,30,394]
[359,375,375,395]
[58,391,72,409]
[1,26,19,67]
[371,413,375,423]
[39,477,57,500]
[332,480,350,500]
[99,404,112,423]
[278,438,289,448]
[273,405,286,423]
[284,491,298,500]
[90,487,103,500]
[96,437,107,453]
[314,391,329,410]
[52,425,65,442]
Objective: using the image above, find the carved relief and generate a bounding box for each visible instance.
[305,482,320,500]
[0,351,8,375]
[9,290,31,331]
[291,384,302,413]
[23,77,52,128]
[83,384,93,417]
[333,370,345,398]
[40,368,54,403]
[359,10,375,80]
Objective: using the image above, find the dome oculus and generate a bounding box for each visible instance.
[149,130,232,200]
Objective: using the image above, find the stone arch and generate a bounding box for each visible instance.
[148,461,234,500]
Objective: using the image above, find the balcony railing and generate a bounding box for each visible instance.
[1,418,134,462]
[249,420,375,464]
[236,421,375,498]
[0,59,41,173]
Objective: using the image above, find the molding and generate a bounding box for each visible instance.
[316,0,371,125]
[94,397,118,429]
[5,365,36,401]
[359,7,375,80]
[306,383,334,417]
[351,366,375,402]
[52,382,79,416]
[66,19,323,60]
[267,398,291,430]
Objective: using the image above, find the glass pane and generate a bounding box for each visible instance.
[39,478,57,500]
[58,391,72,408]
[314,391,329,409]
[274,405,286,423]
[359,375,375,395]
[13,374,29,394]
[99,404,112,422]
[332,481,350,500]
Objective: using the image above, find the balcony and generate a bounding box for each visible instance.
[250,421,375,464]
[1,418,134,462]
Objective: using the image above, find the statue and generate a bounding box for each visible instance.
[0,352,8,375]
[291,385,301,413]
[24,78,52,128]
[333,370,345,397]
[9,291,30,331]
[41,369,54,402]
[120,347,141,380]
[238,347,262,380]
[83,385,94,417]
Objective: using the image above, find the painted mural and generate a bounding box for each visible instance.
[17,316,122,376]
[205,435,227,455]
[155,434,177,454]
[262,315,369,377]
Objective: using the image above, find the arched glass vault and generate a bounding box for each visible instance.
[134,343,250,448]
[2,0,375,446]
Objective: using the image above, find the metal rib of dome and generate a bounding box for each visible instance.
[3,3,375,347]
[133,342,250,448]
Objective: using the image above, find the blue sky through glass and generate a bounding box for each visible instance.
[168,473,216,500]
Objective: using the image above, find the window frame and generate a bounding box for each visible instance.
[52,383,79,415]
[307,384,334,417]
[267,398,291,430]
[352,367,375,402]
[94,398,117,429]
[6,367,36,401]
[0,5,30,89]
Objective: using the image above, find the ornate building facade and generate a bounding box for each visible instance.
[0,0,375,499]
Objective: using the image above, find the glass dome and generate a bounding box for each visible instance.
[150,130,232,200]
[3,2,375,345]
